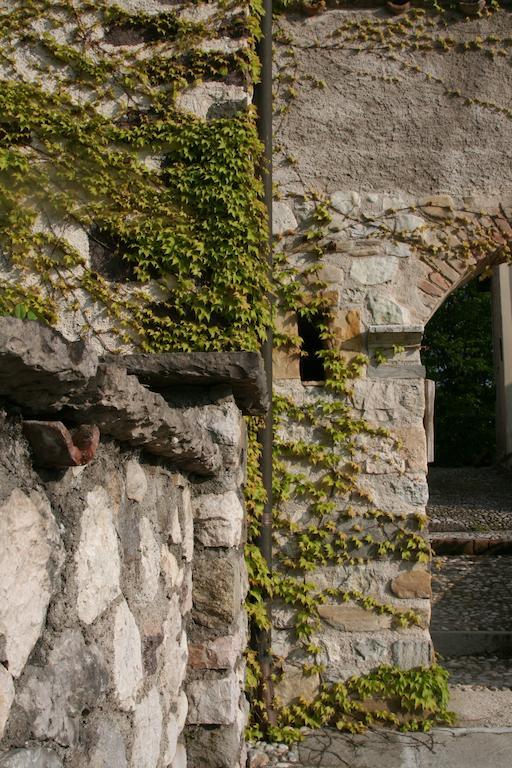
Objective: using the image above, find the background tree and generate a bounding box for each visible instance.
[422,278,495,467]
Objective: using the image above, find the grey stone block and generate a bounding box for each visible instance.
[0,749,62,768]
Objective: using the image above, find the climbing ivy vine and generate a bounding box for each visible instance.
[0,0,270,352]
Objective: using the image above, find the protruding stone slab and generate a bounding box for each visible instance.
[0,317,98,410]
[117,351,269,416]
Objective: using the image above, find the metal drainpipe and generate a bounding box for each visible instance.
[253,0,275,726]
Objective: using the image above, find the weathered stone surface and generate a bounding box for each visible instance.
[65,364,222,475]
[187,674,239,725]
[188,632,243,670]
[391,570,432,599]
[159,596,187,708]
[113,600,143,711]
[330,309,362,351]
[0,488,64,678]
[318,604,393,631]
[0,749,62,768]
[161,547,181,590]
[274,664,320,707]
[0,320,223,473]
[193,491,245,547]
[392,638,433,668]
[88,719,127,768]
[0,666,14,739]
[176,82,249,120]
[0,317,98,410]
[119,351,269,416]
[186,721,246,768]
[394,213,425,233]
[193,551,243,630]
[17,629,107,747]
[131,688,163,768]
[393,426,428,472]
[172,743,187,768]
[164,713,179,765]
[76,486,121,624]
[367,295,409,325]
[330,191,361,215]
[350,256,398,286]
[273,202,298,236]
[125,459,148,502]
[139,517,160,603]
[181,485,194,563]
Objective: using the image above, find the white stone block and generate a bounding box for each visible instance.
[186,674,239,725]
[125,459,148,502]
[0,665,14,738]
[114,600,143,711]
[193,491,244,547]
[76,487,121,625]
[132,688,162,768]
[0,489,64,677]
[139,517,160,602]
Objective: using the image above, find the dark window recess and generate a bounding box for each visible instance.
[88,228,133,283]
[298,314,326,382]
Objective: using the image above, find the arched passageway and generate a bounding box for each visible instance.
[424,266,512,689]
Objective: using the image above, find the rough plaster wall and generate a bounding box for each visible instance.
[0,389,249,768]
[275,10,512,198]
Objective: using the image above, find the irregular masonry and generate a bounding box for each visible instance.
[272,3,512,703]
[0,320,266,768]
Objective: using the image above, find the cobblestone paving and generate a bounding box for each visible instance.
[427,466,512,532]
[431,555,512,631]
[439,656,512,688]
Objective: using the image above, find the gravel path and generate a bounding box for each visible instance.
[431,555,512,631]
[427,466,512,532]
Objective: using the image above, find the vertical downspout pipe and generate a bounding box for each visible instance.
[254,0,275,726]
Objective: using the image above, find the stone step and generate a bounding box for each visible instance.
[433,631,512,657]
[430,531,512,555]
[249,726,512,767]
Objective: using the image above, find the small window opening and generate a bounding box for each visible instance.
[298,313,326,382]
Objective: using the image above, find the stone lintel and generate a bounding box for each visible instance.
[368,324,424,350]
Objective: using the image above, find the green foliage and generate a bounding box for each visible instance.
[423,279,495,466]
[0,0,269,353]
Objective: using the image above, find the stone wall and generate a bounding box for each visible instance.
[0,319,267,768]
[272,3,512,694]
